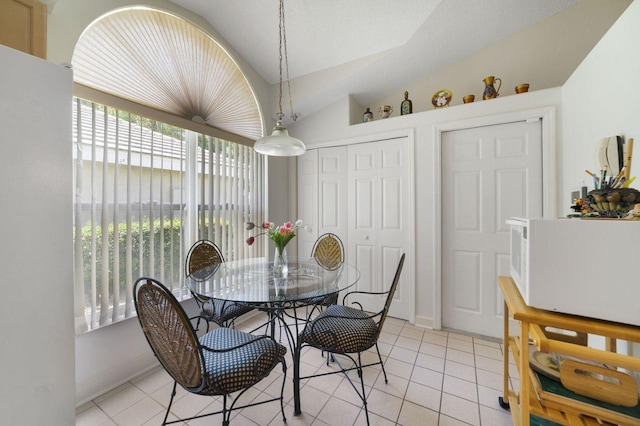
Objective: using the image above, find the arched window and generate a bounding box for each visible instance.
[72,6,263,142]
[71,7,267,333]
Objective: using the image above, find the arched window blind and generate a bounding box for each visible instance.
[71,6,264,143]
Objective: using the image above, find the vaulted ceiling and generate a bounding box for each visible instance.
[169,0,625,122]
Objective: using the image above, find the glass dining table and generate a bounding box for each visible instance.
[185,256,360,416]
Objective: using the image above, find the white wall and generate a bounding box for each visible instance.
[0,46,75,424]
[292,88,563,328]
[561,0,640,215]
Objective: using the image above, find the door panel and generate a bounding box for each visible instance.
[442,120,542,337]
[319,147,348,235]
[348,139,411,318]
[297,150,318,258]
[298,147,349,258]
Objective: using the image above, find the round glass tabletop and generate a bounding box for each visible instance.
[186,257,360,305]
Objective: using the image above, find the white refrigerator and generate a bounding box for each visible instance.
[0,45,75,424]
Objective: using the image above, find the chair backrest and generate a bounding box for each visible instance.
[376,253,405,338]
[134,277,204,391]
[311,233,344,270]
[185,240,224,280]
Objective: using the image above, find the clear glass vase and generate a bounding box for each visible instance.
[273,246,288,278]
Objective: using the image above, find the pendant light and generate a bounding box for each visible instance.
[254,0,306,156]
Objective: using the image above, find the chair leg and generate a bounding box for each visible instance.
[222,394,230,426]
[375,343,388,383]
[162,382,178,426]
[357,352,371,426]
[293,340,303,415]
[280,359,288,423]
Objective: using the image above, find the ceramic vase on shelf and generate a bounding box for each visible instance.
[482,75,501,100]
[273,246,288,278]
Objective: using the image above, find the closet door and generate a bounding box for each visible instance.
[297,149,318,258]
[317,146,348,244]
[348,138,411,319]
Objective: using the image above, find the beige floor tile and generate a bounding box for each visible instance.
[440,393,480,425]
[398,325,424,341]
[111,396,165,426]
[389,346,418,365]
[447,332,473,342]
[396,400,439,426]
[94,383,147,418]
[474,342,503,359]
[403,381,441,412]
[373,372,409,399]
[75,403,116,426]
[443,375,478,403]
[439,414,472,426]
[419,341,447,358]
[316,396,361,425]
[444,360,477,383]
[445,347,475,367]
[479,404,513,426]
[394,335,422,351]
[78,319,514,426]
[477,384,504,408]
[354,409,397,426]
[476,368,503,392]
[365,388,404,421]
[422,331,448,347]
[446,337,474,353]
[383,357,414,380]
[474,354,502,374]
[410,365,443,390]
[415,352,446,373]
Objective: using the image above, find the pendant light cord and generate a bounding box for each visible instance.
[279,0,298,122]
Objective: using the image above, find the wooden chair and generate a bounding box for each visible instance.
[293,253,405,424]
[134,277,287,426]
[185,240,254,328]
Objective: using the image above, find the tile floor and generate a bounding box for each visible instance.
[76,314,515,425]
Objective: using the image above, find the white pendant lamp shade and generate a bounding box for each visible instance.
[254,121,305,156]
[254,0,305,157]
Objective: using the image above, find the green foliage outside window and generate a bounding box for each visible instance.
[79,218,183,307]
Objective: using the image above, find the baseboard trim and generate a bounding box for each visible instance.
[414,315,435,330]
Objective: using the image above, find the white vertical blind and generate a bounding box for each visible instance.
[72,98,266,333]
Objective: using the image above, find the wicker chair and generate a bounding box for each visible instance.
[306,233,345,310]
[293,253,405,425]
[312,233,344,271]
[134,277,287,426]
[185,240,255,328]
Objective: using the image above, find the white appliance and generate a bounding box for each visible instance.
[508,217,640,326]
[0,46,75,424]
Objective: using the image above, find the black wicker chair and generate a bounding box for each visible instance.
[293,253,405,425]
[185,240,255,329]
[133,277,287,426]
